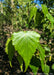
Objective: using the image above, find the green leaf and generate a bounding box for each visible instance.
[5,38,10,54]
[17,54,23,66]
[17,54,23,71]
[41,60,45,72]
[12,31,40,71]
[42,4,48,16]
[42,4,54,32]
[46,13,54,23]
[38,43,45,71]
[29,6,37,22]
[52,64,54,70]
[44,46,50,52]
[38,44,45,61]
[29,65,38,75]
[46,13,54,31]
[29,56,40,75]
[44,64,50,73]
[5,38,15,61]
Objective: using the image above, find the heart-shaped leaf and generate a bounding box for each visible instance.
[11,31,40,71]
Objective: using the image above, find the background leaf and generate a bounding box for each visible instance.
[52,64,54,70]
[44,64,50,73]
[29,6,37,22]
[38,43,45,71]
[29,56,41,75]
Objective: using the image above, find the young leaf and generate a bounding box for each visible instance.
[11,31,40,71]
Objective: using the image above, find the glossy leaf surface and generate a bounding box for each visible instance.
[12,31,40,71]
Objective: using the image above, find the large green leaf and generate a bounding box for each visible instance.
[11,31,40,71]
